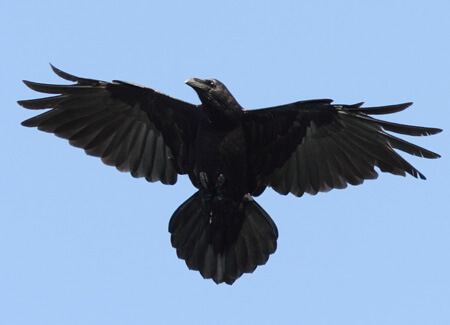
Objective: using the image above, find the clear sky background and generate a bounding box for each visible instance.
[1,1,449,324]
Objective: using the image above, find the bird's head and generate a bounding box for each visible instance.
[185,78,242,113]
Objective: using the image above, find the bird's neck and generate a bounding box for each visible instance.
[202,103,242,129]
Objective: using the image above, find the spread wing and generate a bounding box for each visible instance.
[19,65,201,185]
[244,100,442,197]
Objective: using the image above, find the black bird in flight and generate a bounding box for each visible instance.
[19,65,441,285]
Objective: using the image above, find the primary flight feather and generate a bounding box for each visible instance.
[19,65,441,284]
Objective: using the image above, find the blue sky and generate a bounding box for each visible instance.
[1,1,449,324]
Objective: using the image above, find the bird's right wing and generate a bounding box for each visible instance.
[19,65,201,185]
[243,100,441,197]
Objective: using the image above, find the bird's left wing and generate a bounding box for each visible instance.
[243,100,441,197]
[19,65,201,185]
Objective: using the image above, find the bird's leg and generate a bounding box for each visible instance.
[199,171,209,189]
[200,172,226,190]
[214,174,226,201]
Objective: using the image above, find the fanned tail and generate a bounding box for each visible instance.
[168,190,278,285]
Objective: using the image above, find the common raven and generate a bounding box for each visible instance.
[19,65,441,284]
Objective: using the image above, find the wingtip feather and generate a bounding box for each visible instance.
[21,118,36,127]
[349,102,414,115]
[17,99,26,107]
[21,80,46,92]
[426,127,443,135]
[49,63,80,82]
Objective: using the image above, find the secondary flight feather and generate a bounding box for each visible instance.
[19,65,442,284]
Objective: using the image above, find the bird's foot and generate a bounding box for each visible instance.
[216,174,226,188]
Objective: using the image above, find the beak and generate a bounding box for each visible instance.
[185,78,208,91]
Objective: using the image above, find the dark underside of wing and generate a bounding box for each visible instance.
[244,100,442,197]
[18,65,201,185]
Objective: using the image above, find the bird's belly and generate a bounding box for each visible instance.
[195,126,247,200]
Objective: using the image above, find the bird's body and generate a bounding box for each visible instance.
[19,66,441,284]
[194,112,248,199]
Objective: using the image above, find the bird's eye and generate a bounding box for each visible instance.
[207,80,216,88]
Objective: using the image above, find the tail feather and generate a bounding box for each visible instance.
[168,191,278,284]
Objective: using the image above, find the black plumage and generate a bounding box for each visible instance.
[19,65,441,284]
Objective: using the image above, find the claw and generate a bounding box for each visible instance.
[216,174,225,188]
